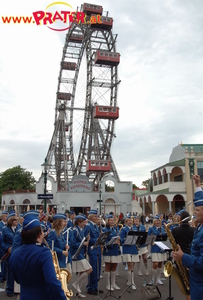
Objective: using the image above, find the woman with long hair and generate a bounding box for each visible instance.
[103,214,121,291]
[1,210,18,296]
[119,214,139,290]
[132,216,149,276]
[147,215,167,285]
[71,214,92,298]
[47,213,69,268]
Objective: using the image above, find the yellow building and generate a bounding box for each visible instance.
[137,144,203,216]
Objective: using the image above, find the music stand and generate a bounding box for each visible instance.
[103,236,120,300]
[154,241,174,300]
[119,231,141,298]
[91,232,111,300]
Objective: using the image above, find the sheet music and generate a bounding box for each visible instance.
[145,235,157,246]
[106,236,120,246]
[154,241,171,250]
[72,237,86,260]
[123,234,138,245]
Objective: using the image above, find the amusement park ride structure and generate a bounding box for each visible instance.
[46,3,121,191]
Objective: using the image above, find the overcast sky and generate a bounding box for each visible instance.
[0,0,203,187]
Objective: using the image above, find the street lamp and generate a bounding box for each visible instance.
[189,159,195,215]
[99,183,102,215]
[41,157,49,213]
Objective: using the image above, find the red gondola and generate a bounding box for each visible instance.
[95,50,120,66]
[86,160,111,172]
[93,105,119,120]
[83,3,103,15]
[69,34,83,43]
[61,62,76,71]
[90,16,113,30]
[57,92,71,100]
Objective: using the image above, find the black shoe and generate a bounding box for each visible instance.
[96,289,104,293]
[87,290,97,295]
[6,294,14,297]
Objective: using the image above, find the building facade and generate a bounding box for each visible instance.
[137,144,203,216]
[1,174,142,216]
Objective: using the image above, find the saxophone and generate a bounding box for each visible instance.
[164,222,190,296]
[52,251,73,299]
[44,239,73,299]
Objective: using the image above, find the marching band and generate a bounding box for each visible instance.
[0,192,201,299]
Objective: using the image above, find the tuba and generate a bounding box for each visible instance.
[44,239,73,299]
[164,221,190,296]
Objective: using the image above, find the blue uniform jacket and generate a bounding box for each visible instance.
[41,221,52,233]
[103,226,120,256]
[182,224,203,300]
[11,228,22,253]
[119,226,138,255]
[72,226,86,260]
[147,225,167,253]
[67,219,74,229]
[47,229,67,268]
[84,222,101,256]
[10,244,66,300]
[1,226,16,253]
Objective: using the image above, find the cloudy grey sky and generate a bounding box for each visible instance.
[0,0,203,187]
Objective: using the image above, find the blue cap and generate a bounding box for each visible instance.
[193,190,203,207]
[88,210,98,215]
[23,210,39,218]
[53,213,67,221]
[105,214,113,220]
[1,210,8,215]
[177,209,185,216]
[23,216,41,231]
[6,210,16,220]
[70,210,75,215]
[75,214,87,221]
[154,214,160,220]
[19,214,24,218]
[40,223,46,230]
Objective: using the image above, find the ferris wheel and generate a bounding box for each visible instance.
[47,3,121,190]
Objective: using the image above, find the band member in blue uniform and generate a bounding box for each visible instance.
[67,210,76,229]
[40,213,52,234]
[62,222,73,275]
[103,215,121,291]
[84,209,103,295]
[173,175,203,300]
[0,210,8,283]
[119,214,139,290]
[132,216,149,276]
[47,213,69,268]
[1,210,18,296]
[147,215,167,285]
[10,215,67,300]
[12,210,40,253]
[11,210,40,299]
[72,214,92,297]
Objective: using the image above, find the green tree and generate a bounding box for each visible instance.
[141,178,150,188]
[0,166,36,203]
[132,183,138,189]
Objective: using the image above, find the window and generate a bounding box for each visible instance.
[174,175,183,182]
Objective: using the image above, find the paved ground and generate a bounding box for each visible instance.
[0,257,186,300]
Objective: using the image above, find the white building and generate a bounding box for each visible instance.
[1,174,142,216]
